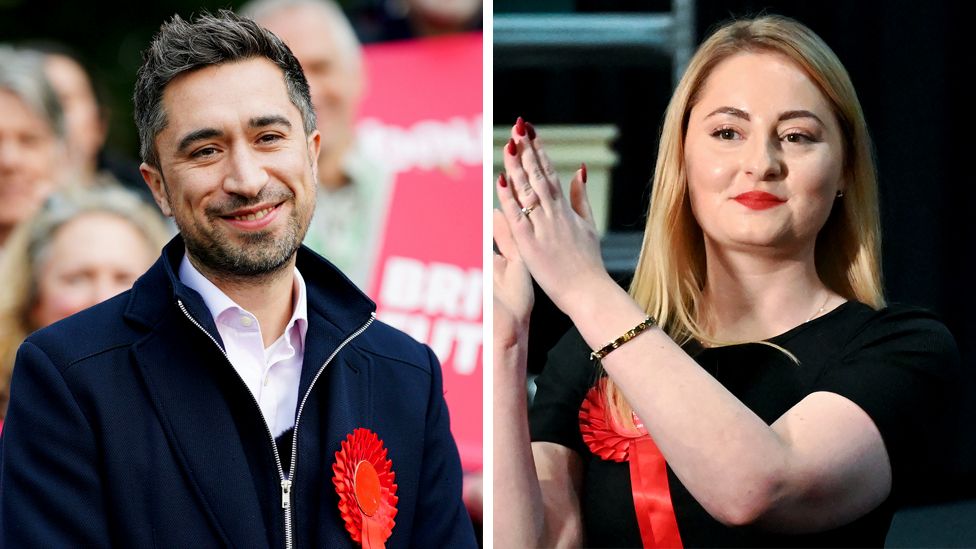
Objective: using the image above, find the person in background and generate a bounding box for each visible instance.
[394,0,482,39]
[354,0,482,42]
[31,43,155,202]
[0,186,170,421]
[0,46,64,252]
[242,0,393,290]
[42,50,106,186]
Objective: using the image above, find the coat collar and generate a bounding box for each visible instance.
[123,234,376,342]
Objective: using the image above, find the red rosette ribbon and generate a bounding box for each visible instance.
[579,379,683,548]
[333,428,398,548]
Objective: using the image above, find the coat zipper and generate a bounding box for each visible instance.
[178,299,375,549]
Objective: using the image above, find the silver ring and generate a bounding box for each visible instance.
[520,205,536,217]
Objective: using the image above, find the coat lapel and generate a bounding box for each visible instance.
[133,310,275,547]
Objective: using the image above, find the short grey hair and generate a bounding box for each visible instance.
[133,10,316,169]
[239,0,363,68]
[0,46,65,140]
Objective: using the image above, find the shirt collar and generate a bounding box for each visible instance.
[178,252,308,341]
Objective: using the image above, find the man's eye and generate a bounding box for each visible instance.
[192,147,218,158]
[259,134,282,144]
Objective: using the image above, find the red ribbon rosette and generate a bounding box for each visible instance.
[333,428,398,548]
[579,379,683,548]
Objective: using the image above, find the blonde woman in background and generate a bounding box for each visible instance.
[0,187,170,420]
[494,15,961,548]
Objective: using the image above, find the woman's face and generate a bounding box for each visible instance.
[31,212,155,328]
[684,52,844,258]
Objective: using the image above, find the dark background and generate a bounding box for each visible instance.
[495,0,976,525]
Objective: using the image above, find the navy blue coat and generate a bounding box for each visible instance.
[0,236,476,548]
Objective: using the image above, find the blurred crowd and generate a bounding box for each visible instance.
[0,46,171,418]
[1,0,481,539]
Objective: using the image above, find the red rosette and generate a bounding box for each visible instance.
[333,428,398,548]
[578,379,683,548]
[578,378,648,462]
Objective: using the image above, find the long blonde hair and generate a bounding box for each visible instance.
[605,15,885,426]
[0,186,171,418]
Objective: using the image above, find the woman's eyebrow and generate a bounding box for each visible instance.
[706,106,749,120]
[704,107,825,127]
[778,110,825,126]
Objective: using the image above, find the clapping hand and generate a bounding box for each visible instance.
[495,118,609,319]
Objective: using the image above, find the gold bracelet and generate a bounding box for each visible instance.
[589,316,657,361]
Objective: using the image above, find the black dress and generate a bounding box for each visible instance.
[529,301,962,547]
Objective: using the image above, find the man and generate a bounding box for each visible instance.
[0,11,475,548]
[241,0,392,290]
[42,50,108,187]
[0,47,64,251]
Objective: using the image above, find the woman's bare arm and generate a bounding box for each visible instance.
[494,207,586,547]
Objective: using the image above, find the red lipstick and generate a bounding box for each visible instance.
[733,191,786,210]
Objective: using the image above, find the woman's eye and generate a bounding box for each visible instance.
[115,272,138,286]
[712,128,740,140]
[783,132,815,144]
[60,273,89,286]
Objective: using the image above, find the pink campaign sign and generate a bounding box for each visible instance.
[359,33,483,471]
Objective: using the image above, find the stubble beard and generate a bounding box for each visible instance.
[174,186,314,284]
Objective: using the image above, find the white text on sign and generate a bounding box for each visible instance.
[377,256,482,375]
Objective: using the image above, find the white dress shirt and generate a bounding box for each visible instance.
[179,254,308,437]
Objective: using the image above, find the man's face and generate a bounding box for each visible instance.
[0,89,61,237]
[259,5,363,152]
[140,58,320,279]
[44,54,107,173]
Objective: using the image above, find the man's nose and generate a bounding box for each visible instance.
[223,146,268,197]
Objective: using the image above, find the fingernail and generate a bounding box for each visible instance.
[497,173,507,188]
[526,121,536,140]
[581,162,588,183]
[515,116,527,137]
[506,138,516,155]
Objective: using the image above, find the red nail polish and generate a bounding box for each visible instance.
[497,173,507,188]
[506,138,516,155]
[515,116,526,137]
[526,121,536,140]
[581,162,588,183]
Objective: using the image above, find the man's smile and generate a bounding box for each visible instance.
[219,202,284,230]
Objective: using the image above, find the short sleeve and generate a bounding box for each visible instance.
[812,306,962,503]
[528,328,598,457]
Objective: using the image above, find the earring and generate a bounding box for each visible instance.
[835,190,844,198]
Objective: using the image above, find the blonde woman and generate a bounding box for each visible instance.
[493,15,961,547]
[0,187,170,420]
